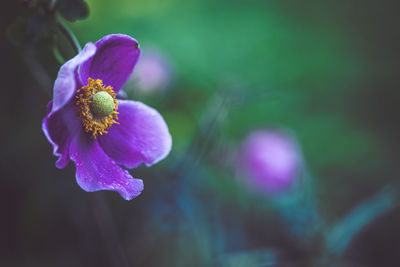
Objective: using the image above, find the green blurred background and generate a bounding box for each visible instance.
[1,0,400,266]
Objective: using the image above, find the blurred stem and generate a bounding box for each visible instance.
[324,184,399,257]
[49,0,58,12]
[173,92,230,178]
[23,49,52,96]
[52,46,65,64]
[275,170,322,241]
[192,95,228,166]
[91,196,130,267]
[57,18,82,54]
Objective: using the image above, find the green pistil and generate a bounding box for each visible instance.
[91,91,115,117]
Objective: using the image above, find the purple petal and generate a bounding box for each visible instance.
[79,34,141,93]
[98,100,172,169]
[52,43,96,112]
[42,103,81,168]
[69,133,144,200]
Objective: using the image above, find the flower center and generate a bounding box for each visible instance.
[91,91,115,117]
[75,78,119,139]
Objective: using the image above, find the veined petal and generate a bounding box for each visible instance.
[99,100,172,169]
[52,43,96,112]
[42,102,81,168]
[79,34,140,93]
[69,133,144,200]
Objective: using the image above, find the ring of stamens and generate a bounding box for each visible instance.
[76,78,119,139]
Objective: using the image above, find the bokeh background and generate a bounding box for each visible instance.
[1,0,400,266]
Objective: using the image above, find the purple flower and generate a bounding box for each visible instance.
[42,34,172,200]
[238,129,302,194]
[131,49,172,94]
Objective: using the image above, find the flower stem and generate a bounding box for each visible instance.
[57,19,82,54]
[52,46,65,64]
[23,49,52,96]
[324,184,399,256]
[49,0,58,12]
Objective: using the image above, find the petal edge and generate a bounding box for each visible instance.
[79,34,141,92]
[42,103,81,169]
[99,100,172,169]
[52,42,96,112]
[70,133,144,200]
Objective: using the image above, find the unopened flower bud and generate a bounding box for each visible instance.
[238,129,302,194]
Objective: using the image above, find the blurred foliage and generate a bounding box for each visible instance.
[7,6,57,47]
[73,0,378,172]
[58,0,89,22]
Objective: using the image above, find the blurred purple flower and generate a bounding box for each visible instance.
[42,34,172,200]
[238,129,302,194]
[131,49,172,94]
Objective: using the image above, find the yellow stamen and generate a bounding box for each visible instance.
[75,78,119,139]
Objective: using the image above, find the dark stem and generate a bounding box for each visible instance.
[91,195,130,267]
[52,46,65,64]
[23,49,52,96]
[49,0,58,13]
[57,19,82,54]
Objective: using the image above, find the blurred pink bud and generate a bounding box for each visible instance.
[132,49,173,94]
[238,129,303,194]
